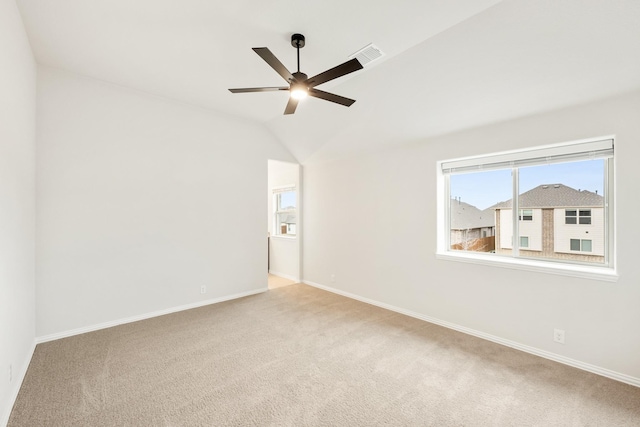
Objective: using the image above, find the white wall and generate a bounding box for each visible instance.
[36,67,296,338]
[267,160,300,281]
[0,0,36,424]
[303,90,640,382]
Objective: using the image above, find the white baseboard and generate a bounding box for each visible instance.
[268,270,299,282]
[1,340,36,427]
[36,288,267,344]
[303,280,640,388]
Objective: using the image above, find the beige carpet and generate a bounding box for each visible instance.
[9,284,640,426]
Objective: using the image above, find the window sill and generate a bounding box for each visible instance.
[271,235,297,241]
[435,251,618,282]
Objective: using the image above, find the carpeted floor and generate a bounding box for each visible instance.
[9,284,640,426]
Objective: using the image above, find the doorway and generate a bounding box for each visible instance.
[267,160,301,289]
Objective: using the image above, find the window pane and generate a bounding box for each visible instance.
[519,209,533,221]
[449,169,510,253]
[517,159,605,264]
[278,191,296,210]
[578,209,592,224]
[520,236,529,248]
[276,212,296,236]
[570,239,580,251]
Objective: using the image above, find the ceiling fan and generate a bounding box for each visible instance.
[228,34,363,115]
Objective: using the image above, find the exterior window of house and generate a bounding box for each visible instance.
[570,239,592,252]
[438,138,615,280]
[273,187,296,237]
[579,209,592,224]
[570,238,580,251]
[565,210,577,224]
[566,209,591,225]
[519,209,533,221]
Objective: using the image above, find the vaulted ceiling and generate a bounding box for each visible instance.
[16,0,640,163]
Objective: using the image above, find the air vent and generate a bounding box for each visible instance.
[349,43,384,67]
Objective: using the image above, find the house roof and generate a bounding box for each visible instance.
[279,214,296,225]
[491,184,603,209]
[450,199,494,230]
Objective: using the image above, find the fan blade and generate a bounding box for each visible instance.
[306,58,363,88]
[308,88,356,107]
[283,97,299,115]
[229,87,288,93]
[253,47,294,83]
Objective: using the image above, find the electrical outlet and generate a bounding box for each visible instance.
[330,274,336,283]
[553,328,565,344]
[200,285,206,294]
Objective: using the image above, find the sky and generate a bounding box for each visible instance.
[279,191,296,210]
[450,159,605,210]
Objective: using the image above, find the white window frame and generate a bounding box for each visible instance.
[436,136,617,282]
[272,185,297,239]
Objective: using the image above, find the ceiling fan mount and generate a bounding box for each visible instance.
[229,33,363,115]
[291,33,305,49]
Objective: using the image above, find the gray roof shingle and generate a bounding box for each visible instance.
[491,184,603,209]
[450,199,495,230]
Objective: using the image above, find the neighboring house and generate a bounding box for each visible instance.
[491,184,604,263]
[450,198,495,251]
[278,213,296,235]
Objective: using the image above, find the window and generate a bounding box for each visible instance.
[438,137,615,279]
[570,238,580,251]
[579,209,592,225]
[273,187,296,237]
[566,209,591,225]
[565,209,577,224]
[570,239,592,252]
[519,209,533,221]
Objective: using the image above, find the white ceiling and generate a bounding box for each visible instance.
[16,0,640,163]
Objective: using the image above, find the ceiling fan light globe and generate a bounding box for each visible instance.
[291,88,308,100]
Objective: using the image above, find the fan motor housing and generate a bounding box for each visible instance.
[292,72,308,83]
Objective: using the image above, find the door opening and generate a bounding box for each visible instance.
[267,160,301,289]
